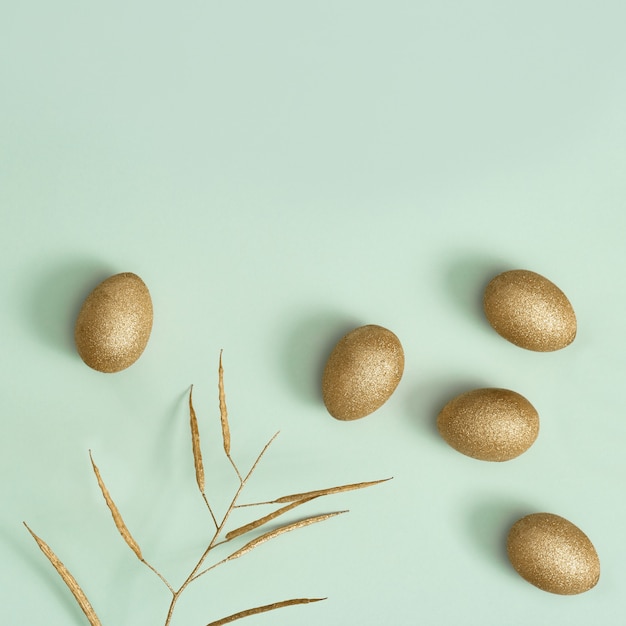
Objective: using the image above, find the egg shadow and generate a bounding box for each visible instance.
[279,312,362,405]
[405,377,488,440]
[464,495,535,571]
[23,258,114,354]
[443,253,510,325]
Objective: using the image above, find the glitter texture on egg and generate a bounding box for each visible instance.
[322,324,404,420]
[437,388,539,461]
[483,269,576,351]
[74,272,153,373]
[507,513,600,595]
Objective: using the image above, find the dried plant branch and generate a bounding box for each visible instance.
[205,597,326,626]
[23,523,102,626]
[28,354,386,626]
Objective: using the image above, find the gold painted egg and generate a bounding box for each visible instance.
[322,324,404,420]
[74,272,153,373]
[436,388,539,461]
[483,269,576,351]
[507,513,600,594]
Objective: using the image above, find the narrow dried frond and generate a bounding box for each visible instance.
[205,597,326,626]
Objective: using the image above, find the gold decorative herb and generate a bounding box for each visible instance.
[25,352,388,625]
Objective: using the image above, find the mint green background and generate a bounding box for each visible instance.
[2,2,625,625]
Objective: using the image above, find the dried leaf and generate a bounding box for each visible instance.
[272,477,391,503]
[226,511,346,561]
[226,496,317,541]
[24,523,102,626]
[206,597,325,626]
[189,385,205,493]
[89,451,142,560]
[218,350,231,455]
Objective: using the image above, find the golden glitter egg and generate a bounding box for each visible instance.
[74,272,153,373]
[436,388,539,461]
[483,269,576,351]
[322,324,404,420]
[507,512,600,594]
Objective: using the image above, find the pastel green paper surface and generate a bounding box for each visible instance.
[1,2,625,625]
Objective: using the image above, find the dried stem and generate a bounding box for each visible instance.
[163,432,280,626]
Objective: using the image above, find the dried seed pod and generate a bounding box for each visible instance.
[206,598,325,626]
[90,452,143,560]
[271,478,391,503]
[24,523,102,626]
[225,511,346,561]
[483,269,576,351]
[189,386,205,494]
